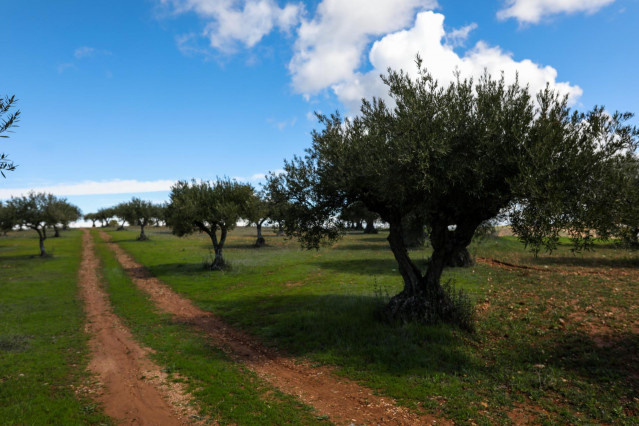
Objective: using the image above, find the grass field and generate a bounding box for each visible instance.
[1,226,637,425]
[106,226,639,425]
[0,230,111,425]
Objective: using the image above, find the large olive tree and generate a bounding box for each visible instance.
[272,61,638,329]
[166,179,253,270]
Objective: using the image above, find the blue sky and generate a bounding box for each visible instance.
[2,0,638,218]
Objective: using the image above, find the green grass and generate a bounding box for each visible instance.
[0,230,111,425]
[106,226,639,425]
[91,229,322,425]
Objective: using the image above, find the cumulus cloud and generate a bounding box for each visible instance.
[497,0,615,24]
[330,12,582,112]
[0,179,176,199]
[158,1,582,113]
[288,0,438,95]
[161,0,303,52]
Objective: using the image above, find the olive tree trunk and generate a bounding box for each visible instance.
[209,227,227,270]
[137,221,148,241]
[34,227,47,257]
[254,221,266,247]
[383,220,476,330]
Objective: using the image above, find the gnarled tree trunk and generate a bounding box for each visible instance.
[137,221,148,241]
[254,221,266,247]
[383,219,476,330]
[210,227,227,270]
[35,227,47,256]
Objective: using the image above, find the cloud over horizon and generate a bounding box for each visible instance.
[332,11,582,112]
[0,179,177,199]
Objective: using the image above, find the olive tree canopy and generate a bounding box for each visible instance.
[7,192,80,256]
[118,198,160,241]
[167,178,253,270]
[244,191,270,247]
[271,60,638,329]
[45,196,82,237]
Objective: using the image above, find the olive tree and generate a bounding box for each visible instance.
[7,192,71,256]
[262,172,293,236]
[96,207,114,228]
[244,191,270,247]
[272,61,638,329]
[166,179,253,270]
[1,95,20,177]
[84,212,99,227]
[45,196,82,237]
[617,156,639,247]
[118,198,159,241]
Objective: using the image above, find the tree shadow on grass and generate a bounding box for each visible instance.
[0,254,51,261]
[209,293,638,411]
[208,293,478,378]
[551,332,639,387]
[494,329,639,405]
[316,258,430,276]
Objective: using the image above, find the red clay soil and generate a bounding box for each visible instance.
[99,231,446,425]
[79,230,200,425]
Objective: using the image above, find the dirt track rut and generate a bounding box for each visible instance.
[79,230,199,425]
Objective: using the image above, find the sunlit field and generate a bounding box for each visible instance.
[98,225,639,424]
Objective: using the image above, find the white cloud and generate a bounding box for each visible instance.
[288,0,438,95]
[161,0,303,52]
[157,1,583,113]
[0,179,176,199]
[497,0,615,24]
[331,11,582,112]
[444,23,477,48]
